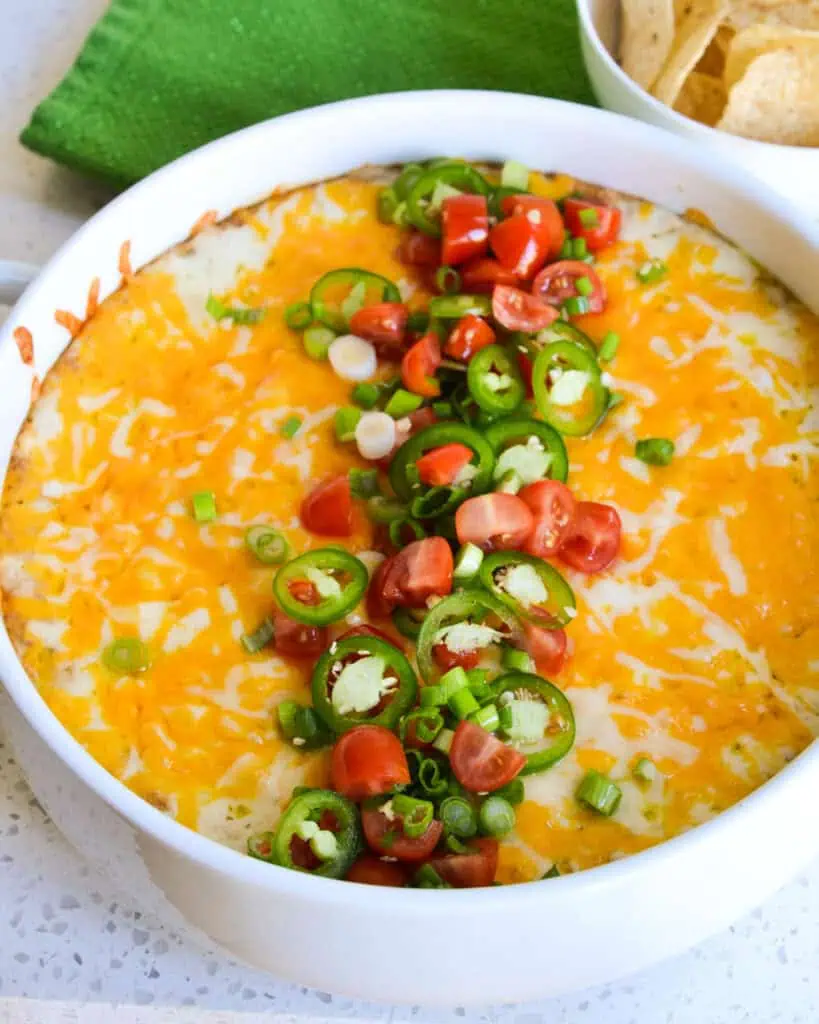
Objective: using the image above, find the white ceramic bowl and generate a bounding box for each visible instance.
[577,0,819,202]
[1,90,819,1007]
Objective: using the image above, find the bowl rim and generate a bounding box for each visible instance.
[575,0,819,157]
[2,87,819,911]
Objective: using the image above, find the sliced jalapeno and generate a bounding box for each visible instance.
[273,549,368,626]
[389,423,495,514]
[428,294,493,319]
[484,417,569,484]
[480,551,575,629]
[532,340,607,436]
[310,268,400,332]
[466,344,525,416]
[416,591,522,684]
[407,163,491,236]
[253,789,360,878]
[535,320,598,356]
[311,633,418,732]
[392,606,426,639]
[493,673,575,774]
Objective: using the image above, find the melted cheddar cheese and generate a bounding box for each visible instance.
[2,173,818,881]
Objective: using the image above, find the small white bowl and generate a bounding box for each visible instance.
[577,0,819,205]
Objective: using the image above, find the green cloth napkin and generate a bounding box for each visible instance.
[21,0,595,189]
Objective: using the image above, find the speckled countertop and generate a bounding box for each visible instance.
[2,2,819,1021]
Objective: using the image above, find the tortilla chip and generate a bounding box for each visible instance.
[674,70,728,123]
[725,24,819,85]
[620,0,677,89]
[695,24,735,74]
[727,1,819,31]
[652,0,730,105]
[717,48,819,144]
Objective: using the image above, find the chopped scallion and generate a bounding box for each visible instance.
[495,777,525,806]
[245,525,289,564]
[340,281,367,323]
[633,756,658,782]
[414,864,450,889]
[384,388,423,419]
[388,516,426,548]
[303,324,335,360]
[575,276,593,297]
[635,437,675,466]
[501,646,535,673]
[572,237,589,259]
[432,400,453,418]
[279,415,302,439]
[191,490,217,523]
[348,467,380,499]
[598,331,620,362]
[576,770,622,816]
[432,726,455,755]
[563,295,591,317]
[241,617,274,654]
[351,381,381,410]
[453,542,484,581]
[206,292,266,325]
[578,207,599,228]
[636,259,668,285]
[377,187,399,224]
[449,686,480,720]
[420,685,447,708]
[417,757,448,798]
[334,406,362,443]
[367,495,408,524]
[102,637,151,675]
[439,666,470,699]
[435,265,462,295]
[393,794,435,838]
[478,795,516,837]
[469,702,500,732]
[284,301,313,330]
[439,796,478,839]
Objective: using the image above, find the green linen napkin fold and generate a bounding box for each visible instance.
[21,0,595,189]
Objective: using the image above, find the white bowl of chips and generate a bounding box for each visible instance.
[577,0,819,204]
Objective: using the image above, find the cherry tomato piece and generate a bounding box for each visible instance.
[563,198,622,252]
[349,302,409,350]
[301,475,353,536]
[519,480,577,558]
[362,806,444,862]
[492,284,560,332]
[416,443,474,487]
[499,195,565,260]
[390,537,454,609]
[449,721,526,793]
[444,314,496,361]
[367,556,399,619]
[272,610,329,658]
[427,837,499,888]
[441,194,489,266]
[346,855,408,887]
[432,644,482,671]
[455,493,534,552]
[401,332,442,398]
[331,725,411,802]
[523,623,570,676]
[532,261,606,314]
[459,257,519,294]
[559,501,622,574]
[398,230,441,267]
[489,213,551,279]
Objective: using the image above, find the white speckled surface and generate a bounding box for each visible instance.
[2,1,819,1020]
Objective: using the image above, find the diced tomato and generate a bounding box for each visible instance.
[301,475,353,536]
[455,493,534,552]
[349,302,409,350]
[287,578,321,606]
[444,314,496,361]
[366,555,399,619]
[489,214,550,279]
[331,725,410,802]
[346,855,409,887]
[558,501,622,574]
[449,721,526,793]
[336,624,404,651]
[518,351,534,398]
[441,194,489,266]
[523,624,569,676]
[499,195,565,260]
[272,610,329,658]
[390,537,454,609]
[562,198,622,252]
[491,284,560,332]
[416,443,474,487]
[398,230,441,267]
[459,257,519,294]
[519,480,577,558]
[362,806,444,861]
[432,644,481,671]
[532,261,606,314]
[426,837,499,888]
[401,332,442,398]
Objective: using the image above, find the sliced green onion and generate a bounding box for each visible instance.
[206,292,265,325]
[542,864,560,879]
[393,794,435,838]
[392,606,425,640]
[435,266,462,295]
[284,301,313,330]
[276,700,329,748]
[446,834,472,854]
[388,516,426,547]
[449,687,480,720]
[598,331,620,362]
[394,162,425,200]
[501,160,530,190]
[420,685,447,708]
[575,276,593,297]
[578,207,599,228]
[334,406,362,443]
[367,496,408,524]
[432,400,453,418]
[241,618,274,654]
[439,796,478,839]
[351,382,381,409]
[102,637,151,674]
[340,281,367,323]
[558,237,574,259]
[432,727,455,755]
[348,467,380,499]
[633,757,658,782]
[466,668,489,692]
[576,770,622,816]
[280,415,302,439]
[636,259,668,285]
[440,666,470,699]
[635,437,675,466]
[453,542,484,582]
[303,325,336,360]
[497,469,522,495]
[414,864,450,889]
[429,180,463,211]
[417,757,448,798]
[469,702,499,732]
[572,237,589,259]
[410,485,462,520]
[479,795,516,837]
[247,832,276,862]
[400,708,444,745]
[501,646,535,673]
[563,295,591,317]
[495,777,525,806]
[377,187,399,223]
[384,388,424,419]
[392,200,409,226]
[245,525,289,564]
[191,490,217,523]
